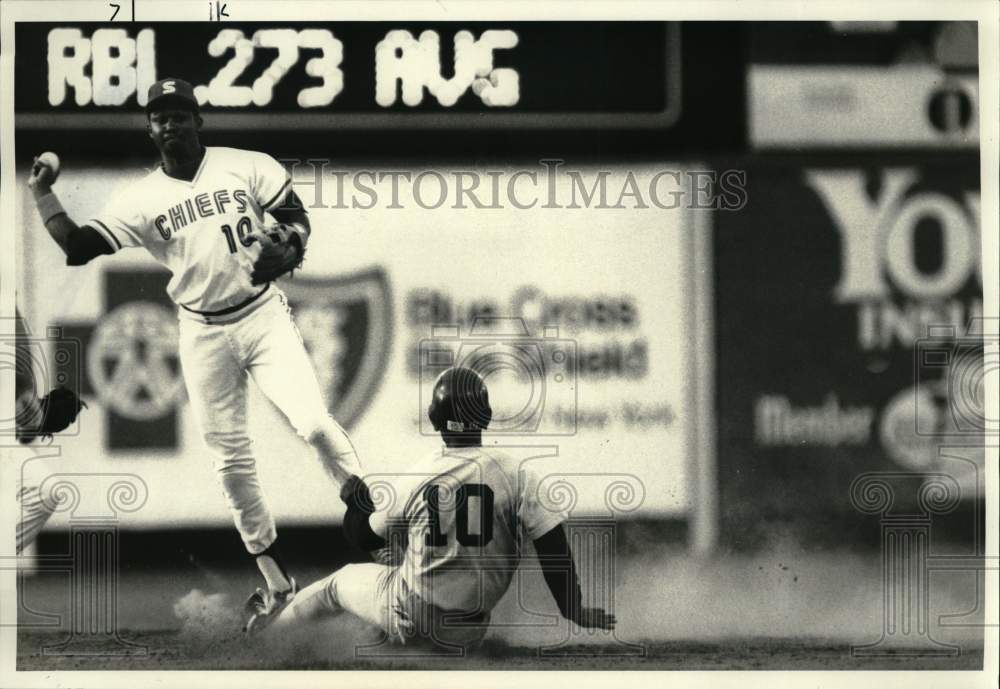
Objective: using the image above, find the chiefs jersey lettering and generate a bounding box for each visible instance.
[153,188,253,239]
[85,146,292,313]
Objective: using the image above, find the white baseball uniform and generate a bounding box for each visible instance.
[85,146,361,554]
[278,446,565,645]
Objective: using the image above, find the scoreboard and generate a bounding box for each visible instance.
[16,22,682,130]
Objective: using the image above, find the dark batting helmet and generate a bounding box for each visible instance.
[427,367,492,433]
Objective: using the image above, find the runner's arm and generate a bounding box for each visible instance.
[534,523,617,630]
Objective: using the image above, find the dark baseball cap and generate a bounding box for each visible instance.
[146,78,200,113]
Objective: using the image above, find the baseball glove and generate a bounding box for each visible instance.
[249,225,305,286]
[17,386,86,444]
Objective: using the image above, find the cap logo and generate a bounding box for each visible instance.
[162,80,176,94]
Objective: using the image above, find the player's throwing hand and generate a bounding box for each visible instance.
[28,152,61,192]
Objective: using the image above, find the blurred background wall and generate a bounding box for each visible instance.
[13,21,984,562]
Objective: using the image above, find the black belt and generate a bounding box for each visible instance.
[180,284,270,317]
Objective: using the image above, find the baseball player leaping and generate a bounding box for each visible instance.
[28,77,362,620]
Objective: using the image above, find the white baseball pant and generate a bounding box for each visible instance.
[274,562,491,647]
[178,287,361,554]
[14,447,62,554]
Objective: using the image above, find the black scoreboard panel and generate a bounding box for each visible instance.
[17,22,679,128]
[15,22,745,156]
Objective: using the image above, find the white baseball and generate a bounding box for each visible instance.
[37,151,61,181]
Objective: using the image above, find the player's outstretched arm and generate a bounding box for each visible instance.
[534,523,618,631]
[28,155,114,266]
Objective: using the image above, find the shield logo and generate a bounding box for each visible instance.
[281,268,392,430]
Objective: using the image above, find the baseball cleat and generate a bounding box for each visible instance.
[243,577,298,635]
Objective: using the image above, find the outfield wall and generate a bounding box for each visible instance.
[714,153,986,550]
[17,161,711,533]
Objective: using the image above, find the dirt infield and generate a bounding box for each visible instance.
[15,544,986,671]
[16,630,983,670]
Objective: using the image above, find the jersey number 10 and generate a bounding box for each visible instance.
[220,217,254,253]
[423,483,495,547]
